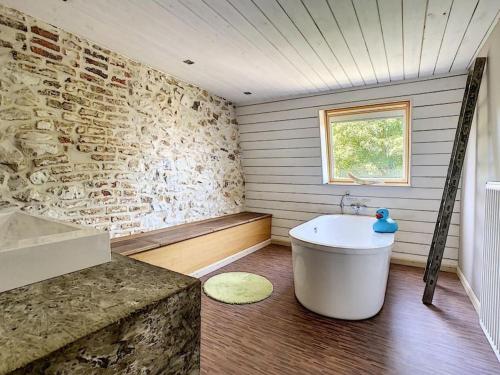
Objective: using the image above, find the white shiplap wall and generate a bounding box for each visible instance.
[236,73,468,268]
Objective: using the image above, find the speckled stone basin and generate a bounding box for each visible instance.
[0,254,201,374]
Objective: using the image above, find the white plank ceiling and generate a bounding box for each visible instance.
[2,0,499,104]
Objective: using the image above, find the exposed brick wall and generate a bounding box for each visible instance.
[0,5,244,237]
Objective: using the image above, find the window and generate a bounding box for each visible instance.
[320,101,411,185]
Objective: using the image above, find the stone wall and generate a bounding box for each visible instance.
[0,5,244,237]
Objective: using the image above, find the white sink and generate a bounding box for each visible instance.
[0,208,110,293]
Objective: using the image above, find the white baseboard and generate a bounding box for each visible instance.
[190,239,271,278]
[457,266,481,315]
[389,253,457,273]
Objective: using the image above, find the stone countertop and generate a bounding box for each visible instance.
[0,254,200,374]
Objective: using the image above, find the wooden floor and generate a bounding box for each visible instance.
[200,245,500,375]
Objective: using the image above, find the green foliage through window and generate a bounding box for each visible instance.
[330,117,404,179]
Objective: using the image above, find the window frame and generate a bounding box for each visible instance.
[320,100,411,186]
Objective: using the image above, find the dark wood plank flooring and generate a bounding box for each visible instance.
[201,245,500,374]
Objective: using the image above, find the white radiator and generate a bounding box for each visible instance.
[480,182,500,361]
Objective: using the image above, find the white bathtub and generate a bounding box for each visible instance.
[289,215,394,320]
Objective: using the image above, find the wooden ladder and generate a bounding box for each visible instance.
[422,57,486,305]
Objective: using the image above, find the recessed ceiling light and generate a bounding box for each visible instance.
[243,91,252,95]
[183,59,195,65]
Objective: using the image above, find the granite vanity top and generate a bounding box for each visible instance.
[0,254,199,374]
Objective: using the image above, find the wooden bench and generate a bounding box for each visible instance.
[111,212,271,277]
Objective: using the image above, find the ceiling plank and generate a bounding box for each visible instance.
[103,0,258,99]
[228,0,329,92]
[130,0,263,99]
[83,0,266,100]
[202,0,313,93]
[451,0,500,70]
[419,0,453,77]
[104,0,272,100]
[252,0,340,91]
[352,0,390,82]
[176,0,320,99]
[160,0,284,98]
[328,0,377,85]
[378,0,404,81]
[434,0,478,74]
[302,0,364,86]
[277,0,352,88]
[402,0,428,79]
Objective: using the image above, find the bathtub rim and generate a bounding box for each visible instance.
[289,214,395,254]
[290,236,393,255]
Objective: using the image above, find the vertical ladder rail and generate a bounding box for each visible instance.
[423,71,473,282]
[422,58,486,305]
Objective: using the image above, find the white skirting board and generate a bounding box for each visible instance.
[190,239,272,278]
[390,252,457,273]
[456,267,481,315]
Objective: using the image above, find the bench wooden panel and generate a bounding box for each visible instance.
[111,212,271,275]
[130,218,271,275]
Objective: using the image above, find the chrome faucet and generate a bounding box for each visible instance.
[340,192,350,214]
[340,192,367,215]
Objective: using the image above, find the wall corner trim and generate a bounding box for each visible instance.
[457,266,481,315]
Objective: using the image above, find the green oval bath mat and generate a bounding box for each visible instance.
[203,272,273,304]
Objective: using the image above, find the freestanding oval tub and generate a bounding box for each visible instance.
[289,215,395,320]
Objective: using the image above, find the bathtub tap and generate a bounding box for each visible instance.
[340,192,366,215]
